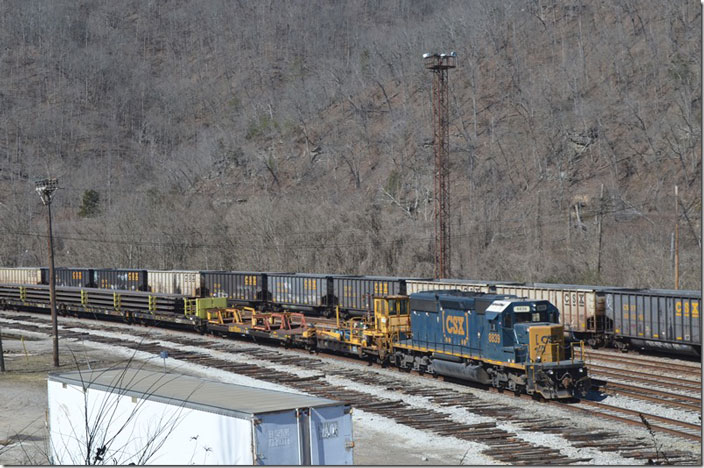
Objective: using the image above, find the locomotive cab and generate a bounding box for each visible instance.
[507,301,590,398]
[509,301,567,362]
[484,299,590,398]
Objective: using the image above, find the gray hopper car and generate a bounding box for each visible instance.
[605,288,701,355]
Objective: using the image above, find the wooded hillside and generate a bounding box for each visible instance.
[0,0,701,289]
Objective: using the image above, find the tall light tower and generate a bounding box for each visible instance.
[35,177,59,367]
[424,52,456,279]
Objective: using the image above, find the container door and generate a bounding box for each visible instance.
[309,406,353,465]
[253,411,301,465]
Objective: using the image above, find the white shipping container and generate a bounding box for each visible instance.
[0,267,43,285]
[48,368,354,465]
[147,270,201,296]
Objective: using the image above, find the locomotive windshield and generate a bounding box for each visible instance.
[509,303,553,325]
[513,312,544,323]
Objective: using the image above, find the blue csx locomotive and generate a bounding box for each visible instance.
[393,291,591,399]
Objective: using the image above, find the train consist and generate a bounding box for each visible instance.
[0,280,590,400]
[0,267,700,356]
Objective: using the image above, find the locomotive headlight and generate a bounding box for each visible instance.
[547,370,553,375]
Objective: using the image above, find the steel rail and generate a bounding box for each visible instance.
[585,350,701,374]
[567,400,701,442]
[599,383,701,412]
[588,365,701,392]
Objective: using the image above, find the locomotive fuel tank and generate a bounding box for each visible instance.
[430,354,491,384]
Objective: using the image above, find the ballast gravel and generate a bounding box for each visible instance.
[0,313,700,465]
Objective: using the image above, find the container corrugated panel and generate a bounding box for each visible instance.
[268,274,331,307]
[93,269,148,291]
[0,267,43,285]
[334,276,404,314]
[407,279,494,295]
[200,271,264,302]
[147,270,201,296]
[605,289,701,345]
[494,283,604,334]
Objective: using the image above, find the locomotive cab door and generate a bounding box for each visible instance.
[484,311,505,361]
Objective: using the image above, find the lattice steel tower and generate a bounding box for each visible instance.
[424,52,456,279]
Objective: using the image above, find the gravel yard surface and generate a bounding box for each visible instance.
[0,313,701,465]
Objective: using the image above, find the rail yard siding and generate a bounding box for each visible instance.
[0,267,43,285]
[147,270,202,296]
[494,284,605,335]
[606,289,701,348]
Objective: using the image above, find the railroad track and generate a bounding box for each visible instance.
[565,400,701,442]
[597,380,701,412]
[581,348,702,418]
[588,364,700,393]
[585,349,701,376]
[1,311,701,465]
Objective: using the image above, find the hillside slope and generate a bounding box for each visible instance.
[0,0,700,288]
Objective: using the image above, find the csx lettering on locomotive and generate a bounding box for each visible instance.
[445,315,466,335]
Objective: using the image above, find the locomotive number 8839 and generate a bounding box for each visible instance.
[391,290,591,399]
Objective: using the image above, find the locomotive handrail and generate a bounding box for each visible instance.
[570,340,586,363]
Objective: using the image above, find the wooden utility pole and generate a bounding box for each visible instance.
[35,178,60,367]
[0,327,5,372]
[674,185,679,290]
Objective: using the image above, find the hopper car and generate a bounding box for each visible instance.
[605,288,700,356]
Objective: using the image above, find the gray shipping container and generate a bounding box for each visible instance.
[334,276,406,315]
[52,267,94,287]
[93,269,148,291]
[200,271,266,302]
[268,273,332,308]
[605,289,701,354]
[48,368,354,465]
